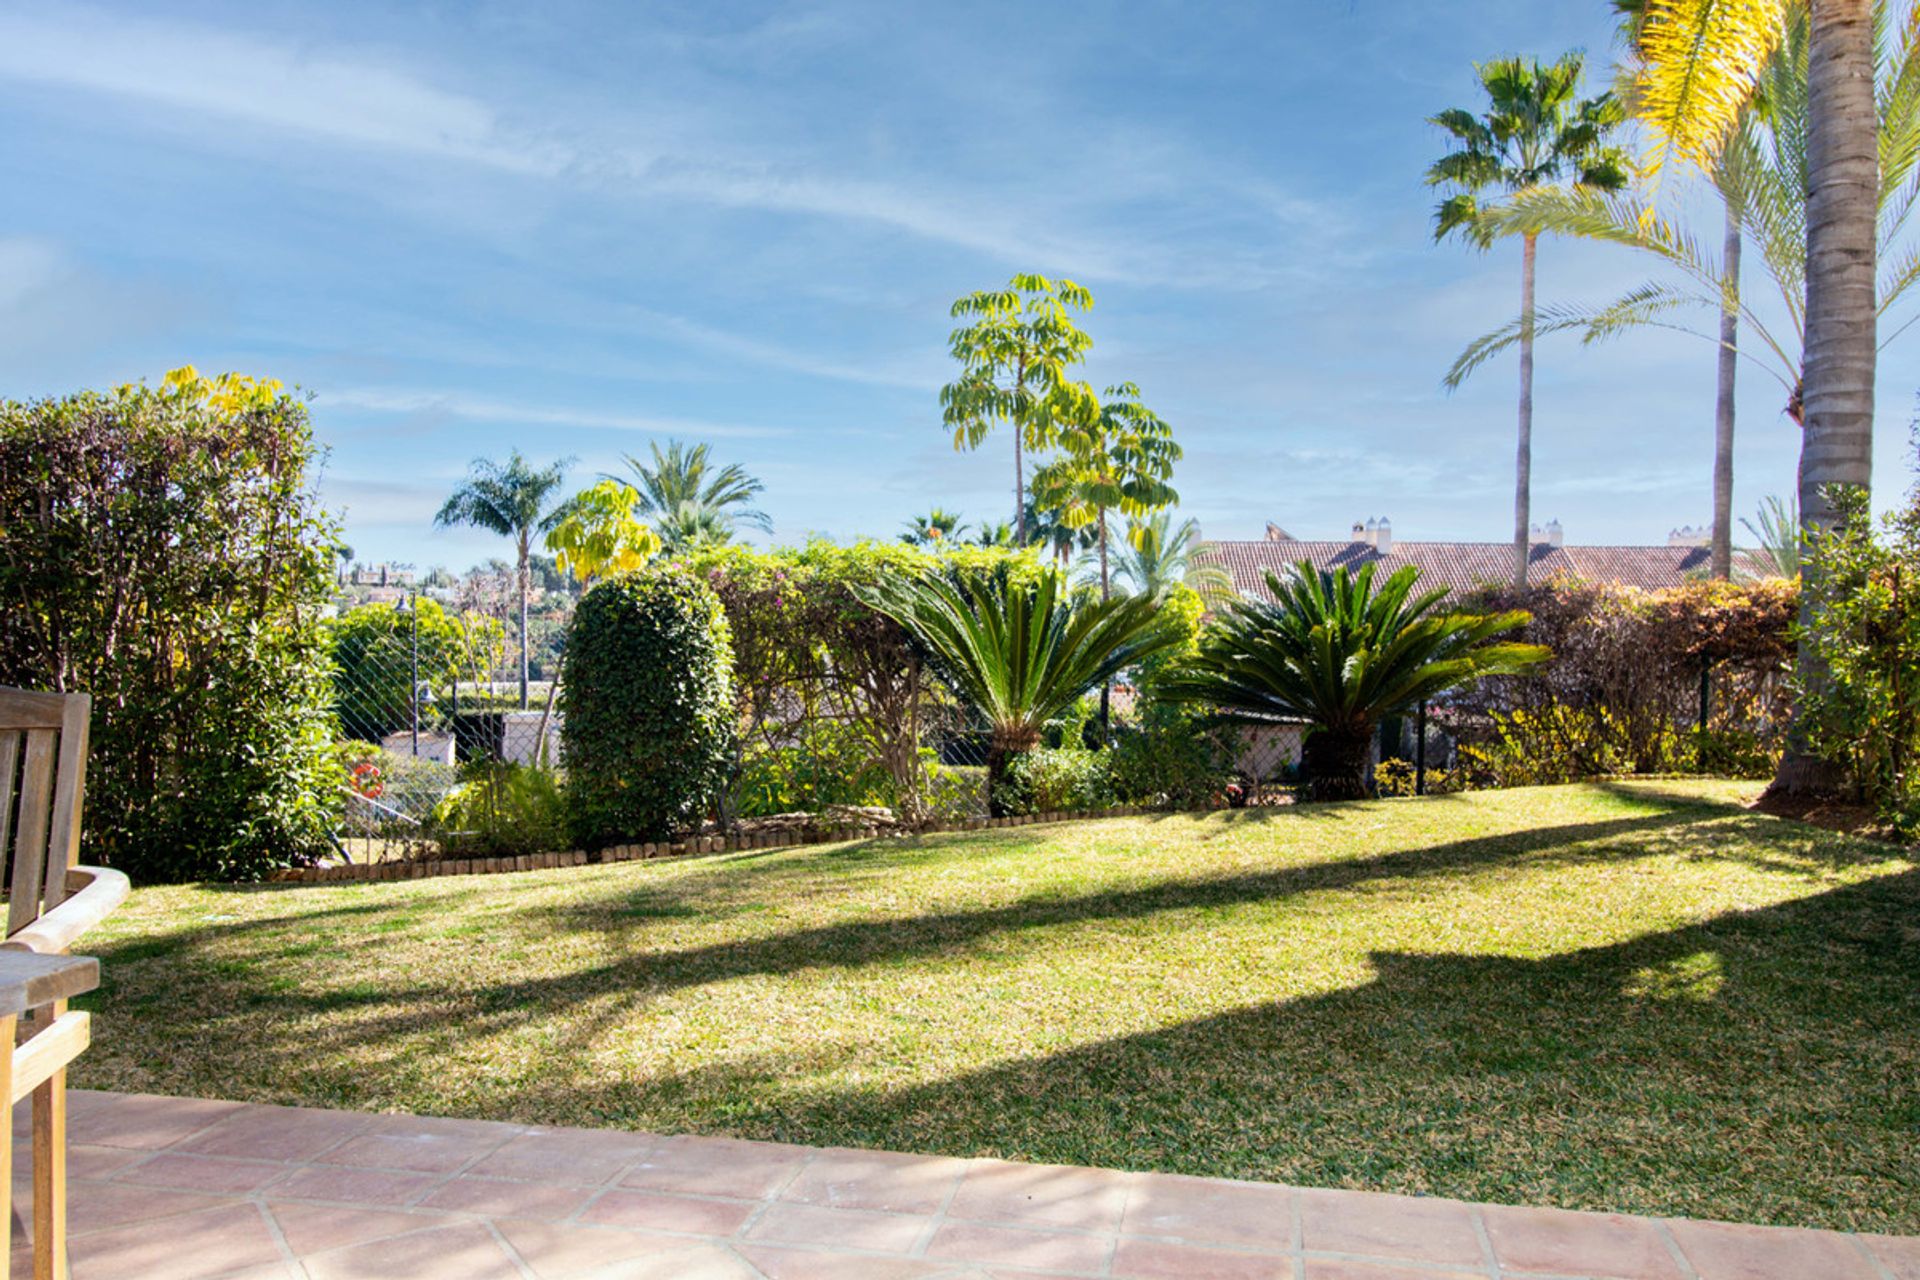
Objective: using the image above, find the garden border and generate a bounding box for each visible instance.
[273,806,1157,884]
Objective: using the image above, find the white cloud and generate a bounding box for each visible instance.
[318,387,790,439]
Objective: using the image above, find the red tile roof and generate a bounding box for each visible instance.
[1200,539,1771,599]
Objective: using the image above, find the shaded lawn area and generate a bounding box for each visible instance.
[77,780,1920,1233]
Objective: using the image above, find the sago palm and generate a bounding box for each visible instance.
[434,450,572,708]
[854,568,1183,815]
[1160,562,1548,802]
[1614,0,1879,795]
[1428,52,1629,590]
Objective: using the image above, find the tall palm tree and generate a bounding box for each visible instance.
[901,507,969,547]
[972,520,1017,548]
[1109,512,1235,603]
[1559,0,1880,794]
[1451,5,1920,580]
[1160,563,1548,801]
[615,440,772,542]
[1428,52,1630,588]
[855,568,1182,815]
[652,498,740,554]
[434,451,571,708]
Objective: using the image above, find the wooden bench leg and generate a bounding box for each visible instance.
[0,1013,14,1280]
[30,1073,59,1280]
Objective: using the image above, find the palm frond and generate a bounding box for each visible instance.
[1630,0,1787,173]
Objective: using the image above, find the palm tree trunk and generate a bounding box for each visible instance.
[1712,202,1741,580]
[1512,232,1538,590]
[1302,726,1373,802]
[1013,354,1029,542]
[1773,0,1878,796]
[516,531,531,711]
[1098,508,1111,740]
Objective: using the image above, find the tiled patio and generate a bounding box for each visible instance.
[15,1090,1915,1279]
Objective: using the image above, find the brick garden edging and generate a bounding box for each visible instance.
[272,806,1157,884]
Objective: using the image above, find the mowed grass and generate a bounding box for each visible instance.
[75,780,1920,1232]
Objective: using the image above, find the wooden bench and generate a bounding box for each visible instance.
[0,689,129,1279]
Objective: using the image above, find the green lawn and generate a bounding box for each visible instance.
[77,781,1920,1232]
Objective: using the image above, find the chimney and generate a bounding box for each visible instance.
[1351,520,1366,544]
[1545,518,1563,548]
[1375,517,1393,554]
[1667,525,1709,548]
[1265,522,1295,542]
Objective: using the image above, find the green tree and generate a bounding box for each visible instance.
[1029,383,1182,601]
[1428,52,1629,588]
[1161,562,1548,801]
[901,507,969,547]
[328,598,505,740]
[855,567,1182,815]
[617,440,771,543]
[941,273,1096,542]
[972,520,1017,548]
[433,450,571,709]
[544,480,662,584]
[1110,512,1235,603]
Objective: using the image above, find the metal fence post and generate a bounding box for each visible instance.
[1415,701,1428,796]
[410,589,420,758]
[1697,656,1711,773]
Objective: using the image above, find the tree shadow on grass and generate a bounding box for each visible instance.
[539,869,1920,1234]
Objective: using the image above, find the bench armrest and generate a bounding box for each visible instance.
[1,866,129,958]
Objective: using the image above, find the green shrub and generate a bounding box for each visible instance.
[431,763,567,856]
[1002,747,1114,815]
[1108,706,1234,810]
[734,719,894,817]
[921,759,987,824]
[0,370,339,881]
[560,563,735,847]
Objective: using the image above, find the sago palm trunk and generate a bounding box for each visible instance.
[1302,726,1373,802]
[1512,232,1538,590]
[1712,201,1741,580]
[1774,0,1878,795]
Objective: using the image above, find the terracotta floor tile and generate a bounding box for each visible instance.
[1666,1219,1882,1280]
[421,1174,598,1220]
[495,1218,703,1277]
[736,1243,964,1279]
[317,1125,511,1174]
[1123,1172,1297,1251]
[779,1148,970,1215]
[1865,1233,1920,1280]
[1302,1262,1489,1280]
[1111,1237,1296,1279]
[1482,1202,1684,1279]
[68,1203,285,1280]
[744,1200,930,1253]
[580,1187,758,1235]
[265,1201,445,1257]
[946,1159,1131,1232]
[113,1152,289,1195]
[68,1144,150,1181]
[465,1128,654,1184]
[269,1163,442,1206]
[924,1220,1112,1272]
[175,1104,374,1163]
[301,1221,523,1280]
[621,1134,810,1199]
[570,1241,764,1279]
[1299,1188,1482,1268]
[68,1180,236,1235]
[69,1093,245,1150]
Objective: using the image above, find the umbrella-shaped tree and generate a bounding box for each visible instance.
[1160,562,1549,801]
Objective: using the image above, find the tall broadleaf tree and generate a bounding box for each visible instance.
[1554,0,1881,795]
[434,451,572,708]
[1428,52,1630,588]
[940,274,1096,542]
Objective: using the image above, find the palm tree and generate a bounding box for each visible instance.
[1160,562,1548,801]
[901,507,969,547]
[1109,512,1235,603]
[1741,494,1802,579]
[1581,0,1879,795]
[855,568,1183,815]
[1451,5,1920,579]
[434,451,572,708]
[616,440,772,542]
[1428,52,1630,589]
[1020,495,1095,566]
[652,498,740,554]
[972,520,1017,548]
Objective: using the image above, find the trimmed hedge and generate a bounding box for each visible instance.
[560,562,735,847]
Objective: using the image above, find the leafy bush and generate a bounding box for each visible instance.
[1002,747,1114,815]
[431,763,567,856]
[328,598,504,741]
[734,720,895,817]
[560,563,735,847]
[0,370,339,881]
[1108,707,1234,810]
[921,759,987,824]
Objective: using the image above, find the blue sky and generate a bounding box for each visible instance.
[1,0,1911,571]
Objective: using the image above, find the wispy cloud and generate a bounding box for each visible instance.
[320,387,791,439]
